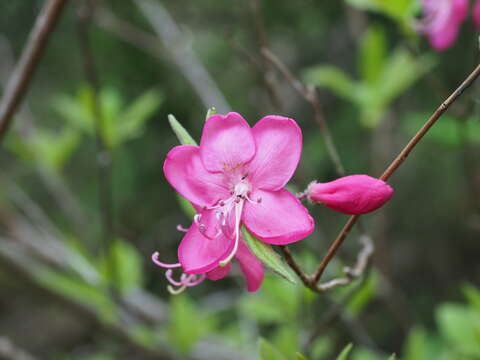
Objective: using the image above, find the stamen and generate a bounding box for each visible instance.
[185,274,206,287]
[194,214,202,224]
[168,284,187,295]
[165,269,184,286]
[219,199,244,267]
[152,252,181,268]
[176,224,189,232]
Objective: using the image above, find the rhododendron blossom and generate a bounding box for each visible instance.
[154,112,314,293]
[306,175,394,215]
[418,0,468,51]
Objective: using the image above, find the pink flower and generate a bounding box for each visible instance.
[152,235,264,293]
[306,175,394,215]
[155,112,314,293]
[418,0,468,51]
[474,0,480,28]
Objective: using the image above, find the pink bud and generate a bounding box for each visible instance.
[307,175,394,215]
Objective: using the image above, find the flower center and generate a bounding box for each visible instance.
[198,174,259,267]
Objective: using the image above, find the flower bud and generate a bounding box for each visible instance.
[307,175,394,215]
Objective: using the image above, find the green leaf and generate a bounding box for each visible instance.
[117,88,163,144]
[462,283,480,310]
[347,270,379,315]
[239,275,300,324]
[303,65,359,103]
[169,294,213,354]
[103,239,144,293]
[435,303,480,357]
[272,326,300,359]
[36,269,115,322]
[387,354,396,360]
[177,194,197,219]
[51,93,92,133]
[337,343,353,360]
[359,26,386,86]
[403,326,427,360]
[242,227,297,284]
[168,114,197,146]
[259,338,287,360]
[296,353,308,360]
[377,51,435,107]
[206,106,217,120]
[346,0,417,22]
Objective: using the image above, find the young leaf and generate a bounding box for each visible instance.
[296,353,308,360]
[242,227,297,284]
[168,114,197,146]
[387,355,397,360]
[359,26,386,86]
[206,106,217,120]
[118,88,163,143]
[259,338,287,360]
[336,343,353,360]
[435,303,480,357]
[403,326,427,360]
[169,294,213,354]
[303,65,359,103]
[105,239,144,293]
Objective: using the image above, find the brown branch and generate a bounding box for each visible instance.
[312,62,480,284]
[248,0,283,110]
[0,0,68,142]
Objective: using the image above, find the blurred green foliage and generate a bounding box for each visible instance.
[0,0,479,359]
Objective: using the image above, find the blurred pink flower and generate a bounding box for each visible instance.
[306,175,394,215]
[154,112,314,293]
[418,0,468,51]
[473,0,480,27]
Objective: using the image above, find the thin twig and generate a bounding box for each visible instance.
[261,48,346,176]
[312,63,480,284]
[76,0,116,285]
[248,0,283,110]
[0,0,68,142]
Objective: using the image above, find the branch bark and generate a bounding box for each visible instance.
[0,0,68,142]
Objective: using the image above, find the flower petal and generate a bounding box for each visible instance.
[200,112,255,173]
[206,262,232,281]
[235,240,264,292]
[247,116,302,191]
[178,210,234,274]
[243,189,314,245]
[164,145,229,207]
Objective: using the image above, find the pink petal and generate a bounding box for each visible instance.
[206,262,232,281]
[243,189,314,245]
[235,240,264,292]
[453,0,468,22]
[474,0,480,28]
[164,145,229,207]
[429,20,462,51]
[178,210,234,274]
[307,174,394,215]
[200,112,255,173]
[246,115,302,191]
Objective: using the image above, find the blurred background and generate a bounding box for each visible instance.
[0,0,479,359]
